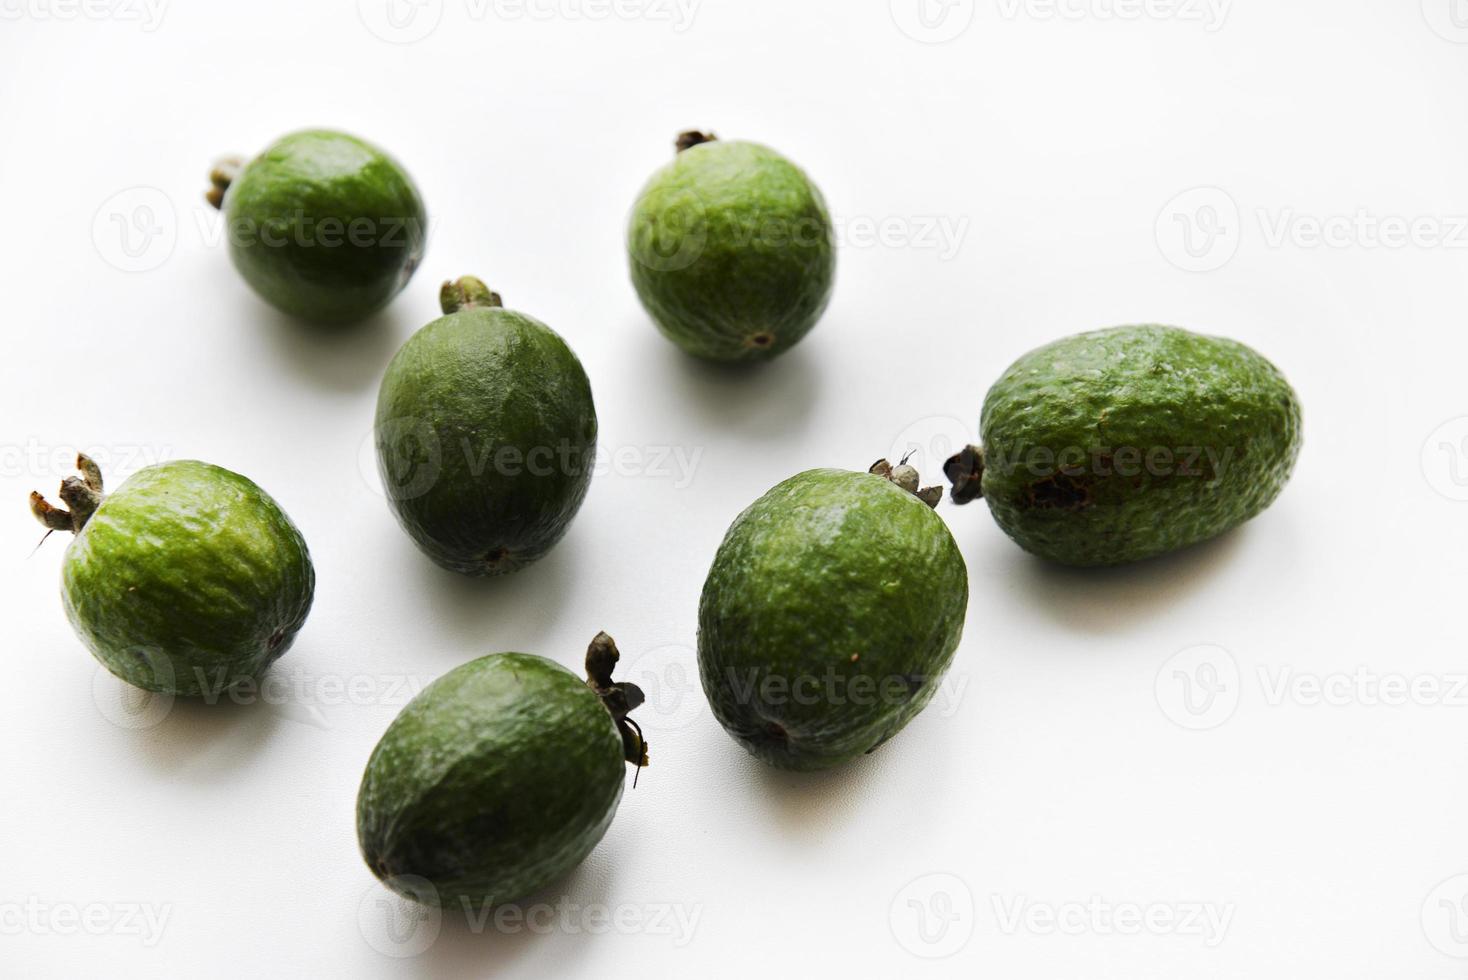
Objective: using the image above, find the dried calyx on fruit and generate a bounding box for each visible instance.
[869,454,943,509]
[585,631,650,783]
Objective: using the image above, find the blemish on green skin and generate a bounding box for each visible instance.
[628,134,836,363]
[217,129,427,325]
[698,466,969,772]
[948,324,1303,567]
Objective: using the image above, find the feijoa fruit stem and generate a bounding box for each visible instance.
[584,632,649,782]
[870,456,943,509]
[30,453,104,534]
[943,445,986,505]
[204,156,243,210]
[675,131,717,153]
[440,276,504,314]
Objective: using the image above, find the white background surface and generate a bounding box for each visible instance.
[3,1,1468,976]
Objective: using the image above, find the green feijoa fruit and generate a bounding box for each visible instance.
[209,129,426,325]
[945,324,1303,567]
[31,455,314,697]
[698,460,968,771]
[374,277,597,577]
[628,131,836,363]
[357,633,648,909]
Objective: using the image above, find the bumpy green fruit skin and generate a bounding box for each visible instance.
[698,470,968,771]
[224,130,426,324]
[375,305,597,576]
[61,461,314,696]
[357,653,626,908]
[977,325,1302,567]
[628,140,836,362]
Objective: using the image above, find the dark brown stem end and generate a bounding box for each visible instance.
[676,131,718,153]
[944,445,986,505]
[585,632,650,779]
